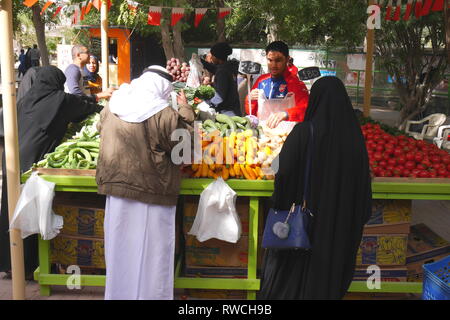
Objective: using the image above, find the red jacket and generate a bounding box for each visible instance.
[245,69,309,122]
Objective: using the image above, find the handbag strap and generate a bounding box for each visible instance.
[298,121,314,209]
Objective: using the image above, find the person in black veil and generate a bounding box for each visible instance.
[0,66,103,278]
[258,76,372,300]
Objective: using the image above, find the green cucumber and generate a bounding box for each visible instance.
[231,116,248,125]
[216,114,236,132]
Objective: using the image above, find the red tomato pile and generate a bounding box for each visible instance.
[362,123,450,178]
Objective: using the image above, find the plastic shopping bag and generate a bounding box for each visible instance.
[9,172,63,240]
[188,177,242,243]
[186,53,204,89]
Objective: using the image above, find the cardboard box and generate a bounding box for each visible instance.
[356,234,408,266]
[184,234,263,268]
[364,200,411,235]
[53,192,106,238]
[182,196,264,236]
[51,234,105,269]
[353,266,408,282]
[406,223,450,282]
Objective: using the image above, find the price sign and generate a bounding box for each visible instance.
[239,61,262,75]
[298,67,321,81]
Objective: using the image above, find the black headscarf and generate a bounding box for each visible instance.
[18,65,66,132]
[259,76,372,300]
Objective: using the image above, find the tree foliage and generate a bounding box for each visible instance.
[376,10,448,127]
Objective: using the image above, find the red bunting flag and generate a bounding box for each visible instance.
[392,0,402,21]
[85,1,93,14]
[23,0,38,7]
[93,0,100,11]
[148,6,162,26]
[415,0,423,18]
[40,1,54,15]
[53,6,62,18]
[171,8,185,26]
[127,0,139,14]
[194,8,208,27]
[385,0,393,20]
[403,0,414,20]
[80,1,87,21]
[421,0,434,16]
[218,7,231,19]
[431,0,444,11]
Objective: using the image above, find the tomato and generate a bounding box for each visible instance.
[385,170,393,177]
[374,152,382,161]
[383,152,391,161]
[397,155,406,165]
[448,164,450,171]
[411,168,421,176]
[398,140,408,147]
[414,152,424,162]
[388,158,397,166]
[418,171,430,178]
[402,169,411,177]
[379,160,387,168]
[373,135,381,141]
[429,171,437,178]
[421,159,432,168]
[405,152,415,161]
[366,133,374,140]
[437,168,447,176]
[430,155,441,164]
[416,163,426,170]
[393,148,403,157]
[386,165,395,172]
[385,143,395,150]
[442,156,450,165]
[405,161,415,170]
[378,169,386,177]
[385,147,394,155]
[376,144,384,152]
[431,163,442,171]
[377,139,386,145]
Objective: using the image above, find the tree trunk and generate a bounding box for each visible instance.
[161,20,175,61]
[266,14,278,44]
[31,5,49,66]
[172,21,185,62]
[216,0,226,42]
[446,0,450,61]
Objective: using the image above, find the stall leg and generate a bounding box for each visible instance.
[247,197,259,300]
[38,235,51,296]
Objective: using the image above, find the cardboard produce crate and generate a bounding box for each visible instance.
[184,234,263,268]
[356,234,408,266]
[51,234,105,269]
[364,200,411,235]
[353,266,408,282]
[406,223,450,282]
[53,192,106,238]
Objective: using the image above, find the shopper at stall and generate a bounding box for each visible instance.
[83,55,103,95]
[200,42,241,116]
[0,66,103,279]
[65,44,112,101]
[259,76,372,300]
[96,65,195,300]
[245,41,309,128]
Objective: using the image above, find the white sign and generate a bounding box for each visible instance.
[57,44,74,74]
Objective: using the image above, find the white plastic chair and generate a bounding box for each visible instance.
[405,113,447,141]
[433,125,450,150]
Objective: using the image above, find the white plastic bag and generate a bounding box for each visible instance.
[9,172,63,240]
[189,177,242,243]
[186,53,204,89]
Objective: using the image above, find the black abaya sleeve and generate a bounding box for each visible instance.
[272,123,310,211]
[62,93,103,123]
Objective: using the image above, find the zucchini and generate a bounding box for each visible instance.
[231,116,248,125]
[203,119,218,130]
[216,114,237,132]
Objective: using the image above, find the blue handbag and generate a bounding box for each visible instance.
[262,122,314,250]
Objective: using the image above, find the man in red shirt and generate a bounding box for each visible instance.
[245,41,309,128]
[288,57,299,79]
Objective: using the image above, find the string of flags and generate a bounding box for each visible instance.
[374,0,446,21]
[22,0,232,27]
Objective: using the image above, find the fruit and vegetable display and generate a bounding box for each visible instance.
[166,58,190,82]
[187,114,290,180]
[33,113,100,170]
[362,122,450,178]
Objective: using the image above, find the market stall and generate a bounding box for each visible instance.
[20,106,450,299]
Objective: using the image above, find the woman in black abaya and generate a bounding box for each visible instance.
[0,66,102,277]
[259,76,372,300]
